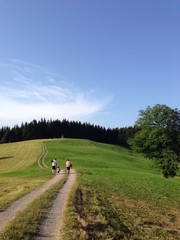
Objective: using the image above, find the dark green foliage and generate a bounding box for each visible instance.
[0,118,136,147]
[129,104,180,178]
[117,126,137,146]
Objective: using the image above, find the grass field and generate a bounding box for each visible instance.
[0,138,179,239]
[44,138,180,240]
[0,140,52,210]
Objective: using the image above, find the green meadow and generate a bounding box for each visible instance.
[45,138,180,206]
[0,138,179,239]
[45,138,180,240]
[0,140,51,210]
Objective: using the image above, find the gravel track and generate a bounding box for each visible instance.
[0,170,74,231]
[35,170,76,240]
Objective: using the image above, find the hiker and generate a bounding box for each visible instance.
[57,166,60,174]
[51,159,57,174]
[66,159,72,174]
[53,158,57,168]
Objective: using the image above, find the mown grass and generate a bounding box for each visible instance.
[0,174,68,240]
[44,138,180,240]
[0,138,179,239]
[0,140,52,211]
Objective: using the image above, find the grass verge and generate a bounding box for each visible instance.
[62,183,180,240]
[0,174,68,240]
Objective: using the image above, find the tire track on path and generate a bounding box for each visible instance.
[35,170,76,240]
[38,143,48,169]
[0,172,66,230]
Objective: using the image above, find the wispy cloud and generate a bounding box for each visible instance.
[0,60,112,127]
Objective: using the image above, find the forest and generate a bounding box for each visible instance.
[0,118,137,147]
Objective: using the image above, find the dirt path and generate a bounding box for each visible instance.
[35,170,76,240]
[38,143,49,169]
[0,170,76,234]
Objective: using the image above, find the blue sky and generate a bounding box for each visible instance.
[0,0,179,129]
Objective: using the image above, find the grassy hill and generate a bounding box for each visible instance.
[44,138,180,239]
[0,140,52,210]
[45,138,180,206]
[0,138,179,239]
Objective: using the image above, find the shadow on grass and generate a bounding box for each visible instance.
[0,156,13,161]
[78,170,95,175]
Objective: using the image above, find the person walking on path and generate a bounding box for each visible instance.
[66,159,72,174]
[51,158,57,174]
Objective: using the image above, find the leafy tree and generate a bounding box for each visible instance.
[129,104,180,178]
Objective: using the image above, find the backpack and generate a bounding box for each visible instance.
[67,162,71,167]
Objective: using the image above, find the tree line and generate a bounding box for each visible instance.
[1,104,179,178]
[0,118,137,147]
